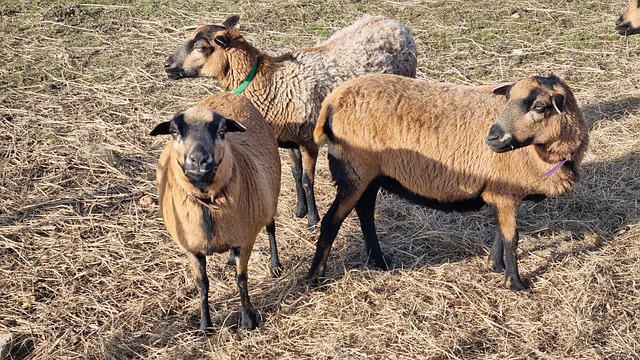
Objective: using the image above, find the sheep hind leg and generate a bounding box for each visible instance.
[185,252,213,334]
[308,187,364,283]
[226,250,236,266]
[355,184,395,271]
[488,230,505,273]
[233,246,258,330]
[301,144,320,228]
[266,219,282,277]
[496,204,528,291]
[288,148,308,218]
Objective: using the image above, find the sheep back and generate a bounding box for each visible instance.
[316,74,586,206]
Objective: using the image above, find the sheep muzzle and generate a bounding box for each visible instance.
[183,145,216,183]
[486,124,514,153]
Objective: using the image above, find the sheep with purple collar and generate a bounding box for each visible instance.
[164,15,417,228]
[308,74,589,291]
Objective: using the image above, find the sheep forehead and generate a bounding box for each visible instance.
[182,106,216,125]
[509,78,560,102]
[190,25,210,39]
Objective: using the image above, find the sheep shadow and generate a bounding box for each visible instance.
[581,96,640,127]
[311,98,640,286]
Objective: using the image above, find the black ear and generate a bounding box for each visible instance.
[552,94,565,115]
[150,121,171,136]
[492,84,513,97]
[224,118,247,133]
[213,35,228,48]
[222,15,240,29]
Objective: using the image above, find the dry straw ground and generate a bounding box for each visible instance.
[1,0,639,359]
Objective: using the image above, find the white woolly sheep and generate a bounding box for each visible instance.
[150,93,281,331]
[616,0,640,35]
[308,74,589,291]
[164,15,417,228]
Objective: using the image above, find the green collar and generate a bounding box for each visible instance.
[232,60,259,95]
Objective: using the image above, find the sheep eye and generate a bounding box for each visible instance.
[218,128,226,137]
[531,101,547,114]
[169,124,180,136]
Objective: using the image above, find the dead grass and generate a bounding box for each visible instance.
[1,0,639,359]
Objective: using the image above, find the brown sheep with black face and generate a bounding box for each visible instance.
[151,93,281,332]
[164,15,417,228]
[309,74,588,291]
[616,0,640,35]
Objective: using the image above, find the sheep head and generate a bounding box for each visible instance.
[150,106,246,195]
[487,75,574,154]
[164,15,244,80]
[616,0,640,35]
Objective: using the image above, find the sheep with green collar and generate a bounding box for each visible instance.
[164,15,417,228]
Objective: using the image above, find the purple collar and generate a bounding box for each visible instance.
[543,159,569,177]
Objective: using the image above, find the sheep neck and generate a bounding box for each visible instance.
[232,59,260,95]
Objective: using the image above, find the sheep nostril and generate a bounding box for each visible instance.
[486,124,504,142]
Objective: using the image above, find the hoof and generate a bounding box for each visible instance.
[306,217,320,230]
[270,262,283,278]
[489,259,505,273]
[294,205,308,218]
[196,326,213,338]
[241,309,258,330]
[368,254,396,271]
[505,276,529,291]
[307,267,326,285]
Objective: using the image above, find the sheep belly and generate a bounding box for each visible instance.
[376,175,487,212]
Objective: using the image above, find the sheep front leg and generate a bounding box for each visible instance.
[496,203,527,291]
[488,230,505,273]
[266,219,282,277]
[185,252,213,332]
[233,246,258,330]
[355,184,395,270]
[301,144,320,228]
[288,148,308,219]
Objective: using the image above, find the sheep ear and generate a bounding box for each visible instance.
[213,35,228,48]
[205,25,226,36]
[224,118,247,133]
[150,121,172,136]
[222,15,240,29]
[552,94,565,115]
[492,84,512,97]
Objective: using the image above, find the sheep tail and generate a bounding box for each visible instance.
[314,104,334,145]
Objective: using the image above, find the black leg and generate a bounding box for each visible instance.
[233,247,258,329]
[301,145,319,228]
[289,148,307,218]
[354,184,394,270]
[308,188,362,283]
[266,219,282,277]
[227,250,236,266]
[496,203,527,291]
[488,229,505,273]
[185,252,212,332]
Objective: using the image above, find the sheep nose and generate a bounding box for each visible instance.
[486,124,505,142]
[615,16,623,27]
[187,146,212,167]
[164,57,174,69]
